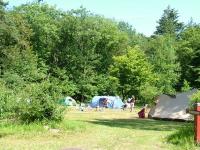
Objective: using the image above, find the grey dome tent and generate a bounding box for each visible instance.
[148,89,197,121]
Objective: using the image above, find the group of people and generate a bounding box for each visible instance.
[95,97,109,111]
[96,96,147,118]
[123,95,147,118]
[122,96,136,112]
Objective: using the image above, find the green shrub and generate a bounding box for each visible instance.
[0,76,68,123]
[190,90,200,108]
[139,83,160,104]
[16,81,64,123]
[0,82,16,119]
[181,80,191,92]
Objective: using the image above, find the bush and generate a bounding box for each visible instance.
[16,81,64,123]
[181,80,191,92]
[190,90,200,108]
[0,82,16,119]
[139,83,160,104]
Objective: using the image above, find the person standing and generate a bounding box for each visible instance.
[130,96,135,112]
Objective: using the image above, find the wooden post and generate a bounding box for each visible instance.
[195,103,200,143]
[187,104,200,144]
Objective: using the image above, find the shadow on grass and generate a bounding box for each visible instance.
[167,123,198,150]
[86,118,186,131]
[0,133,13,138]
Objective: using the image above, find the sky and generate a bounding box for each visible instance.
[7,0,200,36]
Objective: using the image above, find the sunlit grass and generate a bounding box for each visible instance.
[0,108,198,150]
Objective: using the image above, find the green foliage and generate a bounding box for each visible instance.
[190,90,200,105]
[110,47,158,101]
[181,80,191,92]
[177,25,200,87]
[139,83,160,104]
[49,68,77,97]
[1,72,25,90]
[15,3,62,63]
[51,7,128,101]
[0,82,15,119]
[95,75,119,96]
[16,81,64,123]
[118,21,139,47]
[145,35,180,94]
[154,5,183,36]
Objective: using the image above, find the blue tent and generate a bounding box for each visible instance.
[90,96,124,109]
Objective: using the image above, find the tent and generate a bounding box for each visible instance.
[148,89,197,121]
[59,96,77,106]
[90,96,124,109]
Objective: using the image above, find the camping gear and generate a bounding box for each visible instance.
[59,96,77,106]
[90,96,124,109]
[138,104,148,118]
[138,108,145,118]
[148,89,197,121]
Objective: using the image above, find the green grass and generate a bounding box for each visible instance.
[0,109,198,150]
[167,124,197,150]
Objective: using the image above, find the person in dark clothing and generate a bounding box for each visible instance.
[102,98,108,108]
[138,104,148,118]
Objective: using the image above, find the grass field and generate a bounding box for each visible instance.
[0,108,197,150]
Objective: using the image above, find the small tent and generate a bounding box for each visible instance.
[59,96,77,106]
[148,89,197,121]
[90,96,124,109]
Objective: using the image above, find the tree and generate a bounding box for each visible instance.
[110,47,158,102]
[118,21,147,48]
[0,2,63,122]
[177,25,200,87]
[12,4,130,102]
[154,6,183,36]
[145,35,180,94]
[95,18,128,73]
[0,4,44,87]
[14,3,62,65]
[55,8,128,101]
[13,3,77,96]
[0,0,7,15]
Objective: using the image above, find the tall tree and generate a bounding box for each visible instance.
[14,3,62,65]
[0,10,44,89]
[118,21,147,48]
[154,6,183,36]
[56,8,128,100]
[110,47,158,101]
[146,35,180,94]
[177,25,200,87]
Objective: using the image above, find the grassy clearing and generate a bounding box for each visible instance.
[0,108,197,150]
